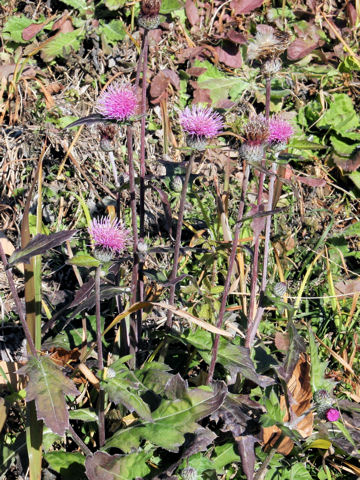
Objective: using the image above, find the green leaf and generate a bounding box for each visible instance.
[182,329,274,387]
[160,0,185,14]
[100,19,126,45]
[330,134,359,156]
[212,442,240,470]
[19,356,79,436]
[105,383,226,452]
[45,452,86,479]
[3,16,34,43]
[194,60,248,104]
[67,253,100,268]
[69,408,98,422]
[289,139,326,150]
[9,230,77,265]
[59,0,87,10]
[348,171,360,189]
[343,221,360,236]
[317,94,359,134]
[104,0,127,10]
[308,327,333,393]
[85,451,152,480]
[103,377,152,421]
[40,29,84,62]
[288,463,312,480]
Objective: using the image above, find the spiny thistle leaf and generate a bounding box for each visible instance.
[308,327,334,393]
[105,383,227,453]
[18,356,79,436]
[85,451,152,480]
[8,230,77,266]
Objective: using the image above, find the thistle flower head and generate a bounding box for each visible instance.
[247,25,291,62]
[326,408,340,422]
[138,0,161,29]
[88,216,130,255]
[269,116,294,144]
[180,105,223,139]
[243,114,269,146]
[96,83,138,121]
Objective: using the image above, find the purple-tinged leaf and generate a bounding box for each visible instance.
[230,0,264,14]
[8,230,77,266]
[237,436,256,480]
[105,382,227,453]
[64,114,107,128]
[185,0,200,26]
[68,278,95,308]
[151,185,173,235]
[69,285,129,320]
[277,320,306,383]
[164,373,187,400]
[216,42,243,68]
[18,355,79,436]
[85,451,152,480]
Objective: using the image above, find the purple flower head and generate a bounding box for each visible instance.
[269,116,293,144]
[96,83,138,121]
[88,216,130,254]
[326,408,340,422]
[179,105,223,139]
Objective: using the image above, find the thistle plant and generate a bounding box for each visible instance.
[167,105,223,327]
[88,215,130,446]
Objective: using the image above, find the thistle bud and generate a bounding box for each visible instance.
[273,282,287,297]
[171,175,183,192]
[313,389,335,419]
[138,0,161,30]
[181,466,197,480]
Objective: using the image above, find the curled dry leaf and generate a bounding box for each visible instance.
[262,354,313,455]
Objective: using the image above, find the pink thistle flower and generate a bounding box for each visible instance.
[96,83,138,121]
[268,116,293,144]
[326,408,340,422]
[88,216,130,254]
[179,105,223,139]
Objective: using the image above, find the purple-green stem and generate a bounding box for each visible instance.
[0,241,37,358]
[166,153,196,327]
[246,161,277,347]
[206,163,250,384]
[95,265,105,447]
[68,424,92,456]
[246,75,272,345]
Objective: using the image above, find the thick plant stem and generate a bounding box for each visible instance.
[247,75,272,330]
[207,163,250,384]
[166,153,196,327]
[95,266,105,447]
[0,241,37,358]
[139,32,149,241]
[245,161,277,348]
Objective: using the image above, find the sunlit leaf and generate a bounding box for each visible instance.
[9,230,77,265]
[19,356,79,436]
[85,451,152,480]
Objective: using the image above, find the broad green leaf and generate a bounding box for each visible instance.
[307,439,332,449]
[105,383,227,452]
[330,134,359,156]
[9,230,77,265]
[212,443,240,470]
[182,329,274,387]
[85,451,152,480]
[3,16,33,43]
[104,0,127,10]
[288,463,312,480]
[69,408,98,422]
[40,29,84,62]
[342,221,360,237]
[317,93,359,134]
[349,171,360,189]
[103,377,152,421]
[19,356,79,436]
[67,253,100,268]
[194,60,248,104]
[289,139,326,150]
[45,451,86,479]
[160,0,184,14]
[100,19,126,45]
[308,327,333,393]
[59,0,87,10]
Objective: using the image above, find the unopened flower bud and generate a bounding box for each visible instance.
[239,142,265,163]
[171,175,183,192]
[314,389,335,419]
[137,241,148,254]
[261,57,282,76]
[273,282,287,297]
[181,466,197,480]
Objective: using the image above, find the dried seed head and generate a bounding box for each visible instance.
[243,114,269,145]
[138,0,161,29]
[99,124,117,152]
[247,25,291,62]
